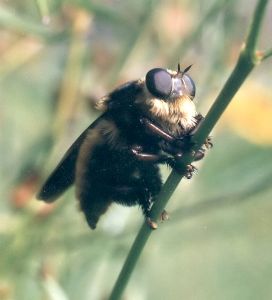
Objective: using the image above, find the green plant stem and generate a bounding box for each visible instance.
[108,1,270,299]
[108,172,180,300]
[36,0,50,24]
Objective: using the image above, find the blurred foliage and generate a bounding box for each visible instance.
[0,0,272,299]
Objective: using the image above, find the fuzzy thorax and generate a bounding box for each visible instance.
[138,85,197,135]
[96,79,197,136]
[148,96,196,128]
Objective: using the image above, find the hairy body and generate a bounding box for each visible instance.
[38,67,209,229]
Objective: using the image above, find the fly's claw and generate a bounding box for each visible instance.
[146,210,169,229]
[160,209,169,222]
[192,136,213,162]
[185,164,197,179]
[192,148,205,161]
[146,217,158,230]
[204,136,213,149]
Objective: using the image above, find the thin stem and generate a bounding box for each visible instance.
[108,1,271,299]
[36,0,50,25]
[192,0,269,146]
[108,172,180,300]
[244,0,269,59]
[191,53,254,147]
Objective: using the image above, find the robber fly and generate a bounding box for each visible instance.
[37,64,211,229]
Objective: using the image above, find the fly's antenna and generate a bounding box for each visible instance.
[182,64,193,75]
[177,63,193,77]
[178,64,193,87]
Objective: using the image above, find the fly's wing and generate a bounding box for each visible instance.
[37,115,104,202]
[38,80,142,202]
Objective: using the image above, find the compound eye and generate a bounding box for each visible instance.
[182,74,196,98]
[145,68,172,99]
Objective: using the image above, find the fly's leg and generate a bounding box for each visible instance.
[160,209,169,222]
[140,116,213,162]
[131,145,173,164]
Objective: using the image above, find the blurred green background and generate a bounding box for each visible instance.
[1,0,272,299]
